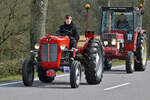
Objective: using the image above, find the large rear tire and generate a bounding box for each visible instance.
[126,52,134,73]
[104,59,112,71]
[70,60,81,88]
[84,39,104,84]
[22,59,34,86]
[37,66,54,83]
[134,34,147,71]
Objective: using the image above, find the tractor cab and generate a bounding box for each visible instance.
[101,7,147,73]
[101,7,143,59]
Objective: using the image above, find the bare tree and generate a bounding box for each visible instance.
[30,0,48,50]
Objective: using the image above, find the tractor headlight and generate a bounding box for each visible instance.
[34,43,40,50]
[104,41,108,46]
[60,45,66,50]
[111,39,116,45]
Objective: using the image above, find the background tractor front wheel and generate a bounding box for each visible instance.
[104,58,112,71]
[126,52,134,74]
[134,34,147,71]
[22,59,34,86]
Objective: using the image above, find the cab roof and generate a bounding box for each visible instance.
[102,7,134,12]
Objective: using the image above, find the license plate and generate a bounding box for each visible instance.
[46,70,56,77]
[64,66,70,73]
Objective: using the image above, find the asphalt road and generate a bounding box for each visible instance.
[0,61,150,100]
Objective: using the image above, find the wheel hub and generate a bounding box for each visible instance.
[95,53,102,78]
[75,67,80,85]
[142,40,147,65]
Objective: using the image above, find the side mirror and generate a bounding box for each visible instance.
[141,10,144,15]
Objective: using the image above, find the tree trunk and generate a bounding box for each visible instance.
[30,0,48,51]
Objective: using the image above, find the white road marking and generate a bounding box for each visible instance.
[112,65,124,69]
[0,81,22,87]
[104,83,130,91]
[55,74,69,78]
[0,74,69,87]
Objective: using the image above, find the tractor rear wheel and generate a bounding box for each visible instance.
[70,60,81,88]
[22,59,34,86]
[134,34,147,71]
[104,59,112,71]
[126,52,134,73]
[37,66,54,83]
[84,39,104,84]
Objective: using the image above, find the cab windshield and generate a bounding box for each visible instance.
[101,8,134,33]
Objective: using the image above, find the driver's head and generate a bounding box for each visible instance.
[65,15,72,25]
[119,13,126,21]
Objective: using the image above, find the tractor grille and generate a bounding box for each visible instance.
[102,34,116,39]
[41,43,58,62]
[102,34,116,47]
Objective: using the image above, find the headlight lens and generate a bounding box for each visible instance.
[60,45,66,50]
[111,39,116,45]
[34,43,40,50]
[104,41,108,46]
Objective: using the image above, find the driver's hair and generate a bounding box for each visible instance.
[120,13,126,17]
[65,15,72,19]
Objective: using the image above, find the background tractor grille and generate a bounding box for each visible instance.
[41,43,57,62]
[102,34,116,39]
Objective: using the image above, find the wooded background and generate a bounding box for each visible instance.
[0,0,149,77]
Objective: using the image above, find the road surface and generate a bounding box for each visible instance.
[0,61,150,100]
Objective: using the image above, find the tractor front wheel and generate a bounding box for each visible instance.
[104,58,112,71]
[126,52,134,73]
[22,59,34,86]
[70,60,81,88]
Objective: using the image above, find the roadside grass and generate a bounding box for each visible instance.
[0,75,22,82]
[112,57,150,66]
[0,70,63,83]
[0,58,149,83]
[112,59,125,66]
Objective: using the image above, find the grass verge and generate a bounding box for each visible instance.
[0,75,22,82]
[0,71,63,83]
[0,58,149,83]
[112,59,125,66]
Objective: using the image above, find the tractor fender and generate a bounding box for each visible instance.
[138,30,147,39]
[138,30,146,35]
[137,30,147,43]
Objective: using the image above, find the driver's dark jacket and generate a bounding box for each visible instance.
[57,22,79,48]
[116,19,129,29]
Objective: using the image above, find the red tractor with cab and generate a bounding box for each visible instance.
[22,4,104,88]
[100,6,147,73]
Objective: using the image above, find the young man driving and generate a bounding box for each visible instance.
[57,15,79,49]
[116,13,129,29]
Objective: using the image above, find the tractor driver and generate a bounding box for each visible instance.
[57,15,79,49]
[116,13,129,29]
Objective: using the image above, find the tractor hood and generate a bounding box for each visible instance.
[40,35,70,47]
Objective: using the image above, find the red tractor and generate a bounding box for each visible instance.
[100,6,147,73]
[22,4,104,88]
